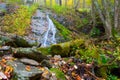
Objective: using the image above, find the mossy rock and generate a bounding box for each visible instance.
[50,42,70,57]
[70,39,85,47]
[37,47,51,55]
[50,39,84,56]
[0,36,13,46]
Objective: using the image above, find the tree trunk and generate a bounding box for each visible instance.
[65,0,67,7]
[74,0,80,10]
[59,0,62,6]
[91,0,96,27]
[103,0,112,38]
[83,0,85,8]
[44,0,46,6]
[93,0,112,38]
[50,0,52,8]
[114,0,120,30]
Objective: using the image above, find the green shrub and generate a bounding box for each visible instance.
[107,75,118,80]
[50,68,66,80]
[51,4,67,14]
[90,27,100,37]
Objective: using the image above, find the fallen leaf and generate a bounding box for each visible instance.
[71,72,76,76]
[38,67,45,71]
[1,59,7,63]
[4,66,13,74]
[76,75,81,80]
[25,66,31,71]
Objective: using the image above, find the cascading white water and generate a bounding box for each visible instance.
[26,10,57,47]
[41,15,57,47]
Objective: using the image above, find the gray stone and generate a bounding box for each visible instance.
[41,60,52,68]
[20,58,40,66]
[7,60,43,80]
[54,55,61,60]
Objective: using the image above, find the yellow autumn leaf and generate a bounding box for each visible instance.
[25,66,31,71]
[1,59,7,63]
[5,66,13,74]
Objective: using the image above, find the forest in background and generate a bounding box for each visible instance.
[0,0,120,80]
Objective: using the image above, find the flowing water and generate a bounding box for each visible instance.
[42,15,56,47]
[26,10,57,47]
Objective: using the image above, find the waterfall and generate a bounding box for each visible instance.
[42,15,57,47]
[26,10,57,47]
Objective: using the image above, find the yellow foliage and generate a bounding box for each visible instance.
[46,0,91,8]
[1,4,38,36]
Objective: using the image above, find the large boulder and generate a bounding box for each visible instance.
[50,39,85,56]
[7,60,43,80]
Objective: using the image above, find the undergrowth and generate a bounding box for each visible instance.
[1,4,38,36]
[71,39,120,79]
[3,0,23,4]
[51,5,67,14]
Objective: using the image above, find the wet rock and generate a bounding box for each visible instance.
[25,10,48,47]
[0,46,11,56]
[41,60,52,68]
[25,10,64,47]
[7,60,43,80]
[20,58,40,66]
[0,46,11,51]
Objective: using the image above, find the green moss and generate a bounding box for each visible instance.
[50,44,62,55]
[37,39,84,56]
[107,75,118,80]
[51,18,72,40]
[63,58,69,61]
[50,39,84,56]
[50,42,70,56]
[70,39,85,47]
[37,47,51,55]
[50,68,66,80]
[90,27,100,37]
